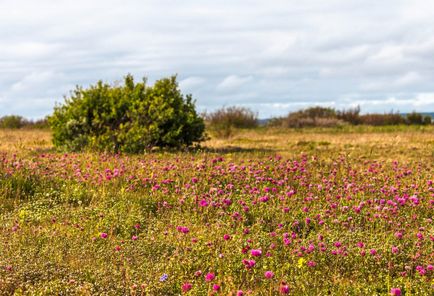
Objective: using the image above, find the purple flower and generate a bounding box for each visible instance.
[100,232,108,239]
[159,273,168,282]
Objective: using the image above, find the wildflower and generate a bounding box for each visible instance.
[394,232,403,239]
[370,249,377,256]
[391,246,399,254]
[390,288,401,296]
[212,284,220,291]
[223,234,231,240]
[132,235,138,241]
[307,261,317,267]
[205,272,215,282]
[194,270,202,277]
[159,274,168,282]
[100,232,108,239]
[264,271,274,279]
[280,284,290,294]
[297,258,306,268]
[251,249,262,257]
[182,282,192,292]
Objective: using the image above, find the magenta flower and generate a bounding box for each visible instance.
[212,284,220,291]
[251,249,262,257]
[100,232,108,239]
[264,271,274,279]
[280,284,290,294]
[236,290,244,296]
[391,246,399,254]
[223,234,231,240]
[390,288,401,296]
[205,272,215,282]
[132,235,138,241]
[177,226,190,234]
[369,249,377,256]
[182,282,192,292]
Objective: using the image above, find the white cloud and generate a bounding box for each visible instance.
[179,77,205,90]
[217,75,253,92]
[0,0,434,118]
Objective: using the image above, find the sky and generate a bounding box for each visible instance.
[1,0,434,119]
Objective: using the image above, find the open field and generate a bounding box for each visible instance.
[0,127,433,295]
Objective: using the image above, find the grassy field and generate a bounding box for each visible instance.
[0,127,433,295]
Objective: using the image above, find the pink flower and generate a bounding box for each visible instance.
[132,235,138,241]
[236,290,244,296]
[182,282,192,292]
[280,285,290,294]
[390,288,401,296]
[264,271,274,279]
[223,234,231,240]
[205,272,215,282]
[391,246,399,254]
[307,261,317,267]
[394,232,403,239]
[100,232,108,239]
[212,284,220,291]
[177,226,190,234]
[251,249,262,257]
[242,259,256,269]
[369,249,377,256]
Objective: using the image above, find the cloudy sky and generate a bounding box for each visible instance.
[1,0,434,119]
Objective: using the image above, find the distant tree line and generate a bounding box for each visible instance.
[0,115,48,129]
[266,106,432,128]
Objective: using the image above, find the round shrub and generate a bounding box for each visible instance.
[48,74,205,152]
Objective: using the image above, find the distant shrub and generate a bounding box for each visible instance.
[422,115,432,125]
[205,106,258,138]
[336,106,361,125]
[0,115,27,129]
[205,106,258,128]
[48,74,205,152]
[268,106,342,128]
[406,112,424,125]
[359,112,405,126]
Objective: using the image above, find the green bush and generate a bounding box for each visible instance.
[48,74,205,152]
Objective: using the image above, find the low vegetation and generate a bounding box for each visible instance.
[0,127,433,295]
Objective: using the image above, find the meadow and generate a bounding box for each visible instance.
[0,126,433,295]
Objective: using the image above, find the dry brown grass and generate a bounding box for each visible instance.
[0,129,52,155]
[204,126,434,162]
[1,126,433,162]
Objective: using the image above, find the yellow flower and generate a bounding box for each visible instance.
[297,258,306,268]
